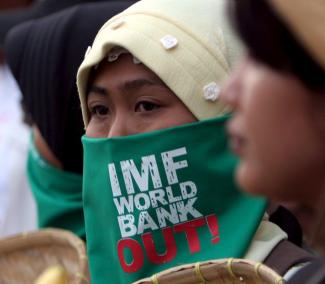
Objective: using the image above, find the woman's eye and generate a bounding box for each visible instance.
[135,101,160,112]
[89,105,109,117]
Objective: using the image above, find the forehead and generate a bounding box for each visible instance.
[90,54,163,86]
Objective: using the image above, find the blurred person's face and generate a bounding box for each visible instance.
[86,54,196,138]
[220,55,325,209]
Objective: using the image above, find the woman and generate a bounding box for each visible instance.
[5,1,134,238]
[222,0,325,255]
[221,0,325,282]
[76,0,308,283]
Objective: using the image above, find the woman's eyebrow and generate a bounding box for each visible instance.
[87,77,167,98]
[87,85,108,96]
[122,78,166,92]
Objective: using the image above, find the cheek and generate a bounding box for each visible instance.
[135,115,196,134]
[238,110,325,203]
[161,112,196,129]
[163,105,197,127]
[139,105,196,132]
[236,72,325,202]
[236,159,272,197]
[86,119,110,138]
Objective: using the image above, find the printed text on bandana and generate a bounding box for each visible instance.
[108,147,220,272]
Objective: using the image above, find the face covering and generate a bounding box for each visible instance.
[27,136,85,239]
[82,116,266,284]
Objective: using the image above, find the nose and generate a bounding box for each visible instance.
[107,116,129,138]
[220,59,246,110]
[220,70,241,110]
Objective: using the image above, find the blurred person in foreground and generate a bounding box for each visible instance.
[221,0,325,282]
[4,1,134,239]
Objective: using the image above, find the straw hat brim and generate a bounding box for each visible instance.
[0,229,89,284]
[134,258,283,284]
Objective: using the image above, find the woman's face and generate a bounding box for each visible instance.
[86,54,196,138]
[221,56,325,207]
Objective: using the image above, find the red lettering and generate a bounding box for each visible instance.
[142,227,177,264]
[117,238,144,273]
[117,215,220,272]
[206,214,220,244]
[174,217,205,253]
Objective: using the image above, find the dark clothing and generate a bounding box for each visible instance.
[0,0,132,46]
[287,259,325,284]
[5,1,135,173]
[4,1,135,236]
[270,205,303,247]
[265,240,316,276]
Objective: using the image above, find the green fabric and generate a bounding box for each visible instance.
[27,137,85,239]
[82,116,266,284]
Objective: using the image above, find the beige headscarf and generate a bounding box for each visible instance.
[77,0,243,126]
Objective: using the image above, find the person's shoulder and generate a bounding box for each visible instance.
[264,239,316,276]
[286,258,325,284]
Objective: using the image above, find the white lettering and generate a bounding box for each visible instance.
[180,181,197,199]
[120,155,162,194]
[149,189,168,208]
[137,211,158,234]
[134,193,151,211]
[166,186,182,203]
[156,203,179,227]
[113,196,134,215]
[118,214,137,237]
[176,198,202,222]
[108,163,121,197]
[161,147,188,185]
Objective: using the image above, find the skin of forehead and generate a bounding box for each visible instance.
[88,53,170,98]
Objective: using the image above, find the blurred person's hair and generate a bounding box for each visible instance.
[229,0,325,92]
[0,0,33,11]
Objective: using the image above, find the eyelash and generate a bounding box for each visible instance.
[89,105,109,117]
[88,100,161,119]
[135,101,160,112]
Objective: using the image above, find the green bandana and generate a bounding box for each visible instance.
[27,137,85,239]
[82,116,266,284]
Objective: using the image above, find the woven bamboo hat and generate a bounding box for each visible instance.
[134,258,284,284]
[269,0,325,69]
[0,229,89,284]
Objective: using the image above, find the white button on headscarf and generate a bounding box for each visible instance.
[107,47,129,62]
[160,35,178,50]
[203,82,220,101]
